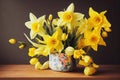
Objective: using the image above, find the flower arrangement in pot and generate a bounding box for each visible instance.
[9,3,111,76]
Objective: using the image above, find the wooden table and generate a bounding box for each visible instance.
[0,65,120,80]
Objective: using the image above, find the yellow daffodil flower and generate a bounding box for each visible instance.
[88,7,111,31]
[9,38,17,44]
[42,28,64,53]
[29,58,38,65]
[73,49,85,59]
[84,66,96,76]
[84,28,106,51]
[65,46,74,56]
[25,13,46,39]
[28,47,36,57]
[57,3,84,31]
[84,30,100,51]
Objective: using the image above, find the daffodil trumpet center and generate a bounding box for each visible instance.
[32,22,40,32]
[51,39,57,45]
[90,35,99,44]
[47,38,59,48]
[63,12,73,22]
[93,16,102,25]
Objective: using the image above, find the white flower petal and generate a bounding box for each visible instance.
[29,13,37,22]
[58,11,64,18]
[74,13,84,21]
[66,3,74,12]
[25,21,31,29]
[30,30,37,39]
[57,19,65,26]
[38,15,46,24]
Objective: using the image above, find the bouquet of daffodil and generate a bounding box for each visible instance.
[9,3,111,76]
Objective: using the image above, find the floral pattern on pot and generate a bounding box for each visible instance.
[49,53,73,71]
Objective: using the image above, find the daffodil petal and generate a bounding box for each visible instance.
[99,37,106,46]
[58,12,64,18]
[38,15,46,23]
[56,42,64,52]
[30,30,37,39]
[89,7,99,17]
[102,16,111,28]
[91,44,98,51]
[66,3,74,12]
[100,10,107,15]
[35,62,42,70]
[29,13,37,22]
[25,21,31,29]
[73,13,84,21]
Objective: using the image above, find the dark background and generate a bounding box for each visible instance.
[0,0,119,64]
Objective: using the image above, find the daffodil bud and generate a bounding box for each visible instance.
[84,66,96,76]
[52,19,58,25]
[9,38,17,44]
[102,31,108,37]
[104,27,112,32]
[19,44,25,49]
[29,58,38,65]
[65,46,74,56]
[48,14,53,21]
[62,33,68,41]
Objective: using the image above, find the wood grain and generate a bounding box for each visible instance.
[0,65,120,80]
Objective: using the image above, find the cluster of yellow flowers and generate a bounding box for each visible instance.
[9,3,111,76]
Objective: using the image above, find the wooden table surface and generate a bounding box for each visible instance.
[0,65,120,80]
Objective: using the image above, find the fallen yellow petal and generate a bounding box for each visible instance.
[29,58,38,65]
[35,62,42,70]
[92,63,99,68]
[84,66,96,76]
[9,38,17,44]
